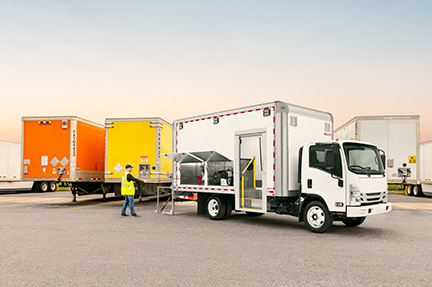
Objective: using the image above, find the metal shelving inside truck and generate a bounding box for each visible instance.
[163,101,392,233]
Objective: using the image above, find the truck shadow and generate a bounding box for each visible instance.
[221,213,396,237]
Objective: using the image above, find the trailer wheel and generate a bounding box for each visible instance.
[413,185,423,197]
[342,217,366,227]
[406,185,413,196]
[49,182,57,192]
[206,195,226,220]
[303,201,333,233]
[38,181,49,192]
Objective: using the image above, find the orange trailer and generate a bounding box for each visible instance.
[22,116,105,195]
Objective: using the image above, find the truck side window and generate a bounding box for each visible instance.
[309,145,342,178]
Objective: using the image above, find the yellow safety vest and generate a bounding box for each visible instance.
[121,171,135,196]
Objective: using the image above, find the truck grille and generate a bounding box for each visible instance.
[360,191,386,205]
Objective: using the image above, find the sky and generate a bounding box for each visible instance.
[1,0,431,143]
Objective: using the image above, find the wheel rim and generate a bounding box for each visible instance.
[307,206,325,229]
[41,182,48,192]
[50,182,56,190]
[208,199,220,217]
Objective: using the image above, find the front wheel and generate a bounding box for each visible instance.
[342,217,366,227]
[303,201,333,233]
[206,196,227,220]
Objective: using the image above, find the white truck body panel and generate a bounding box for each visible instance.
[0,141,33,191]
[335,116,420,184]
[170,101,333,212]
[420,141,432,195]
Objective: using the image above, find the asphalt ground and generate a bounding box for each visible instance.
[0,190,431,287]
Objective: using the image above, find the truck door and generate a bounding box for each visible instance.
[302,143,345,212]
[235,130,267,213]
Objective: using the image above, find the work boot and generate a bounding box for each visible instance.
[131,213,140,217]
[121,213,128,217]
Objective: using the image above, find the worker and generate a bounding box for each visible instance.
[121,164,143,217]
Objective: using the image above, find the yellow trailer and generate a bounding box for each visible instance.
[104,118,172,198]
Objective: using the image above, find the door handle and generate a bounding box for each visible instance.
[307,179,312,189]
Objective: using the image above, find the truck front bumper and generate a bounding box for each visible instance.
[346,203,392,217]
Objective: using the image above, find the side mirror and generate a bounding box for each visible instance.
[324,149,334,170]
[379,150,386,169]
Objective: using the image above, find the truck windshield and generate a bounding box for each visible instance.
[343,143,384,175]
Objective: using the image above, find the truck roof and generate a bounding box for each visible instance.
[335,115,420,133]
[105,117,171,127]
[22,116,104,128]
[174,100,333,123]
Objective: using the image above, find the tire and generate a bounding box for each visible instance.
[406,185,413,196]
[223,197,233,219]
[413,185,424,197]
[303,201,333,233]
[342,217,366,227]
[38,181,49,192]
[206,195,227,220]
[49,182,57,192]
[245,211,264,216]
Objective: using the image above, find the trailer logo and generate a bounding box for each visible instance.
[72,130,76,157]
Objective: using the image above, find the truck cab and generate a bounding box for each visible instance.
[300,140,392,232]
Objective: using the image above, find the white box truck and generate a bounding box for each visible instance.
[164,101,392,233]
[416,141,432,197]
[0,141,33,192]
[334,116,420,195]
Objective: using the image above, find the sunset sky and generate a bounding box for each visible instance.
[1,0,430,143]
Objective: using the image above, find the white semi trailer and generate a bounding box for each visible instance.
[416,141,432,197]
[334,116,421,195]
[164,101,392,233]
[0,141,33,192]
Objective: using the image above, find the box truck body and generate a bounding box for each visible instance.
[0,141,33,192]
[22,116,105,192]
[104,118,172,197]
[334,116,420,185]
[164,101,391,233]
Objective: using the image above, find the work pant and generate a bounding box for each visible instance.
[121,195,136,215]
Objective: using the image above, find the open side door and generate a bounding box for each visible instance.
[235,129,267,213]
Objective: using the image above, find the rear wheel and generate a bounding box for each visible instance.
[342,217,366,227]
[49,182,57,192]
[303,201,333,233]
[413,185,423,197]
[206,195,226,220]
[38,181,49,192]
[406,185,413,196]
[223,197,233,219]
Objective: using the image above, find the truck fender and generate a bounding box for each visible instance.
[298,194,330,223]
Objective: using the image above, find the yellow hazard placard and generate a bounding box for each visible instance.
[409,156,416,163]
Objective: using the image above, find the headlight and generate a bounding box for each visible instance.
[350,184,361,206]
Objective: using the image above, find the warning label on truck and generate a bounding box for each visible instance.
[409,156,416,163]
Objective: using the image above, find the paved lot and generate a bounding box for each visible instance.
[0,191,431,286]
